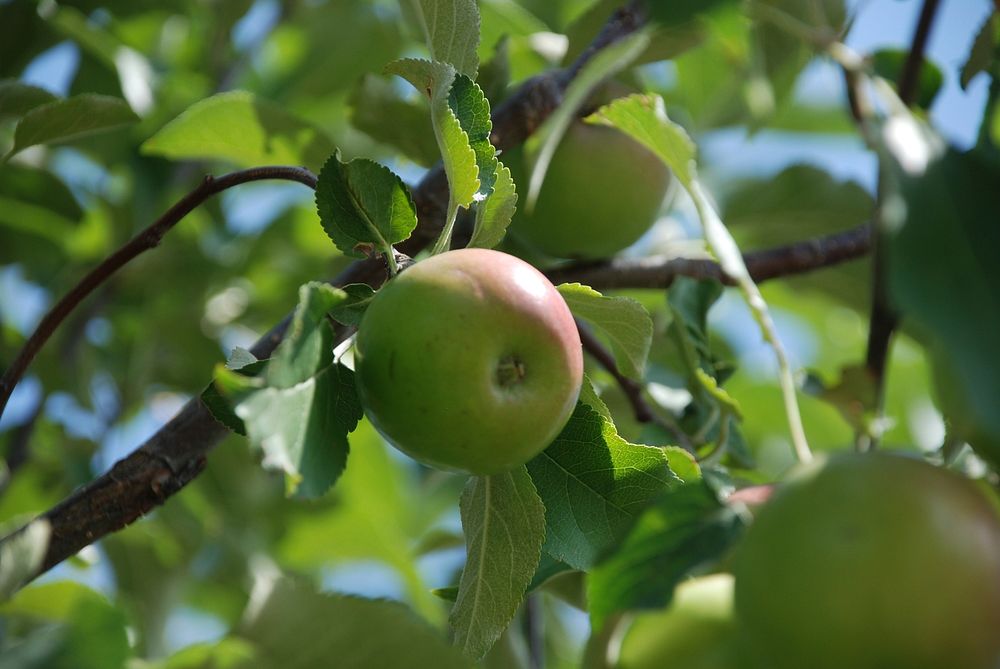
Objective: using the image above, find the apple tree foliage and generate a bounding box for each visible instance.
[0,0,999,667]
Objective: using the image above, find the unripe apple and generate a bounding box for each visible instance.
[733,452,1000,669]
[353,248,583,475]
[507,121,671,259]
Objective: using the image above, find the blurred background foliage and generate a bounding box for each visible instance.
[0,0,995,666]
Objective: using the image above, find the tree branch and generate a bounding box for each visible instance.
[0,166,319,423]
[545,224,871,290]
[2,5,652,583]
[863,0,940,447]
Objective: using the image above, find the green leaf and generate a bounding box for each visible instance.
[587,482,745,629]
[5,94,138,159]
[406,0,481,77]
[467,160,517,249]
[524,30,650,210]
[328,283,377,326]
[0,520,49,601]
[0,581,130,669]
[141,91,334,170]
[348,74,439,167]
[960,12,998,90]
[557,283,653,380]
[0,80,57,121]
[239,578,468,669]
[887,148,1000,468]
[385,59,492,210]
[236,363,362,499]
[267,282,344,388]
[201,350,267,436]
[450,466,545,660]
[315,152,418,260]
[749,0,847,112]
[872,48,944,110]
[526,402,679,571]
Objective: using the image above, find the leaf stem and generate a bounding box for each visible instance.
[0,165,318,422]
[431,199,460,255]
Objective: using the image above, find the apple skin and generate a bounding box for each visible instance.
[353,248,583,475]
[616,574,755,669]
[732,452,1000,669]
[507,121,671,259]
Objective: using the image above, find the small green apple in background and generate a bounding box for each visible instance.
[507,119,672,259]
[354,248,583,475]
[733,452,1000,669]
[614,574,752,669]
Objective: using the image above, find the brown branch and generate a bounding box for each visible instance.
[546,223,872,290]
[0,166,319,422]
[864,0,941,448]
[2,5,651,583]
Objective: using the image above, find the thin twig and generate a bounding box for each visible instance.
[576,319,692,451]
[863,0,941,449]
[0,166,318,421]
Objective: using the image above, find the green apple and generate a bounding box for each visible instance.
[353,248,583,475]
[507,120,672,259]
[616,574,754,669]
[733,452,1000,669]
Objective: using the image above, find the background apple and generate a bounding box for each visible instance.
[507,120,672,259]
[353,248,583,475]
[733,452,1000,669]
[615,574,752,669]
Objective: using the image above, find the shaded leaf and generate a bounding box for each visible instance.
[960,12,998,90]
[451,466,545,660]
[240,578,468,669]
[587,482,745,629]
[5,94,138,159]
[237,363,362,498]
[468,161,517,249]
[526,402,679,570]
[329,283,377,326]
[558,283,653,380]
[0,80,57,121]
[349,74,439,167]
[141,91,334,170]
[267,282,344,388]
[872,48,944,110]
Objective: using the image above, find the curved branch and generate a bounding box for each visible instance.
[1,3,651,583]
[546,224,872,289]
[0,166,319,421]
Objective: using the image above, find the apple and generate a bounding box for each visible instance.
[353,248,583,475]
[615,574,752,669]
[507,120,672,259]
[732,452,1000,669]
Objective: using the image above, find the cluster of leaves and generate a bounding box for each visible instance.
[1,0,999,667]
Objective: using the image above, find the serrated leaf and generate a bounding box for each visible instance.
[526,402,679,571]
[578,374,613,422]
[349,74,439,167]
[524,30,650,210]
[329,283,377,326]
[5,94,137,159]
[240,578,468,669]
[0,521,50,600]
[226,347,258,371]
[467,161,516,249]
[558,283,653,380]
[267,282,345,388]
[450,466,545,660]
[385,59,487,212]
[960,12,998,90]
[0,80,57,121]
[406,0,481,78]
[887,148,1000,467]
[236,363,362,499]
[201,362,267,436]
[141,91,334,170]
[315,152,418,260]
[587,482,745,629]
